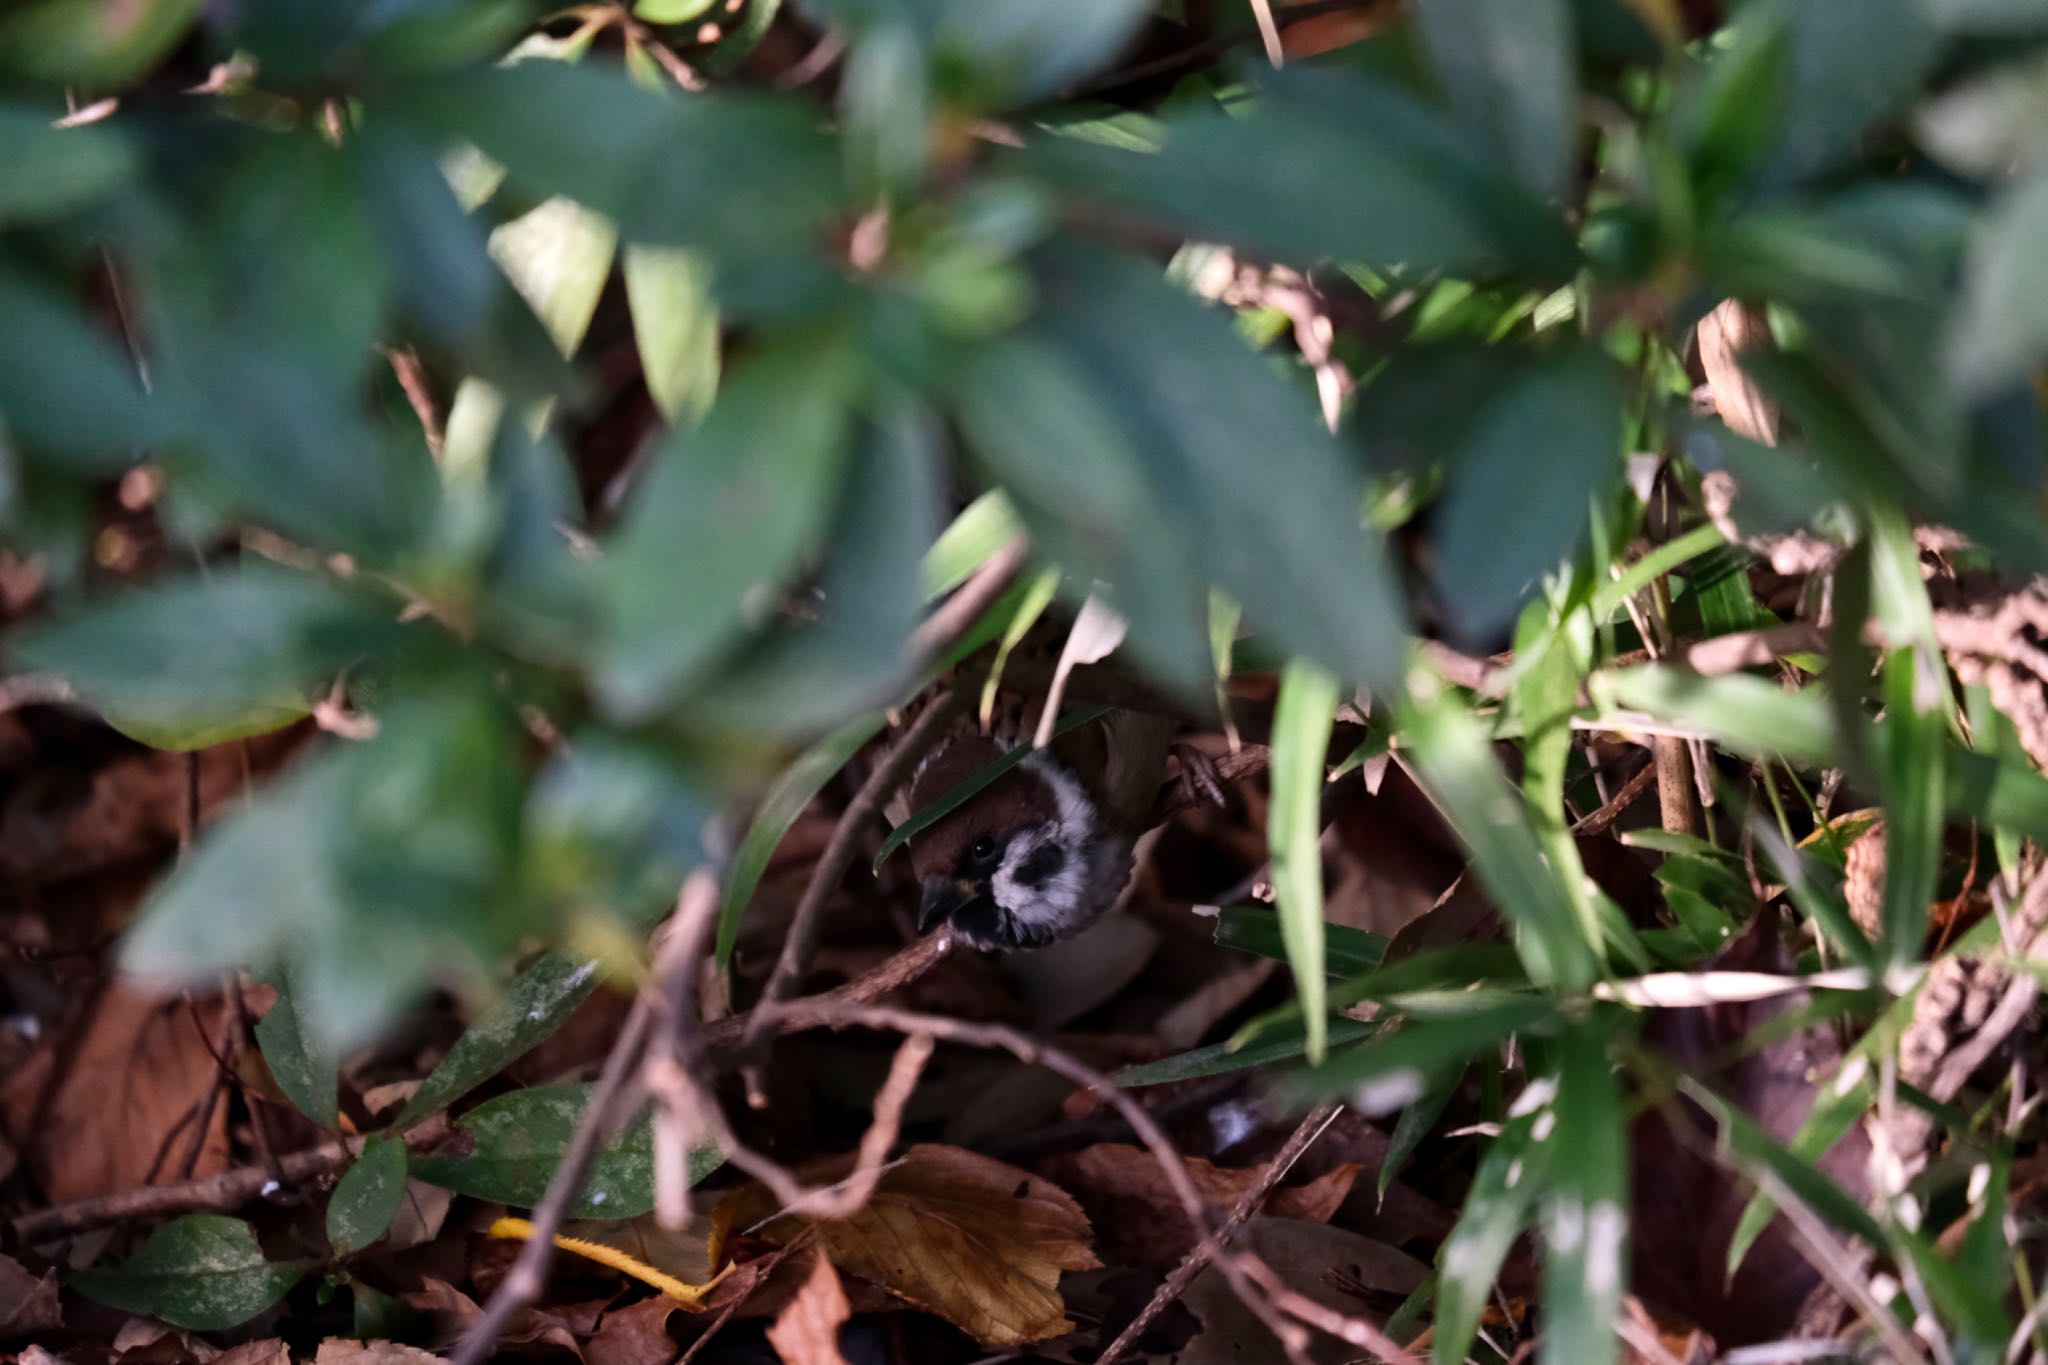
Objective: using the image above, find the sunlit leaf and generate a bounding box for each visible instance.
[1271,660,1339,1063]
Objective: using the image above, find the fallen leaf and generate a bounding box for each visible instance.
[1182,1218,1427,1365]
[488,1215,731,1305]
[766,1248,852,1365]
[1051,1144,1363,1269]
[215,1342,293,1365]
[313,1341,442,1365]
[406,1276,598,1358]
[1,983,233,1204]
[721,1143,1098,1347]
[585,1295,682,1365]
[383,1180,455,1250]
[0,1252,61,1336]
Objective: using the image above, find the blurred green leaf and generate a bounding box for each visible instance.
[933,0,1150,105]
[624,245,720,424]
[635,0,716,21]
[1403,683,1597,989]
[1213,905,1388,978]
[0,0,204,85]
[412,1082,719,1219]
[597,333,860,717]
[0,107,137,222]
[73,1216,304,1331]
[0,269,155,466]
[1756,0,1942,186]
[922,490,1023,600]
[1876,646,1947,967]
[9,568,392,752]
[491,197,617,359]
[1948,173,2048,399]
[1271,660,1339,1064]
[1291,995,1556,1101]
[1434,347,1622,641]
[718,716,883,971]
[1433,1094,1543,1365]
[1599,666,1837,766]
[327,1137,408,1256]
[399,955,604,1128]
[254,967,338,1129]
[1926,0,2048,31]
[1035,68,1578,280]
[1413,0,1577,197]
[1540,1024,1626,1365]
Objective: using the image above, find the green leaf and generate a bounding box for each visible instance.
[634,0,716,22]
[412,1083,719,1219]
[397,954,607,1128]
[1290,995,1557,1102]
[1115,1016,1376,1087]
[0,269,156,467]
[1927,0,2048,31]
[1271,661,1339,1064]
[9,568,389,753]
[1030,249,1410,690]
[623,244,720,424]
[1877,649,1946,968]
[1434,347,1623,641]
[491,196,617,359]
[932,0,1151,104]
[1412,0,1577,196]
[327,1136,408,1256]
[254,967,338,1129]
[874,704,1112,870]
[922,490,1023,600]
[1539,1025,1626,1365]
[1598,666,1838,767]
[980,569,1061,726]
[1036,67,1577,281]
[1758,0,1942,187]
[1948,173,2048,399]
[597,333,860,718]
[1432,1095,1543,1365]
[0,106,137,222]
[0,0,205,86]
[73,1216,304,1331]
[717,715,883,970]
[1213,904,1388,978]
[1402,683,1596,990]
[1382,1073,1459,1200]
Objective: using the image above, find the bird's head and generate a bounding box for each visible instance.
[905,737,1114,951]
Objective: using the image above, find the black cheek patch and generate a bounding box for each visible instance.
[953,896,1007,945]
[1013,841,1065,890]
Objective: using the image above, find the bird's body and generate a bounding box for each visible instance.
[901,707,1175,951]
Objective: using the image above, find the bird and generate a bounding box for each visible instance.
[898,706,1182,952]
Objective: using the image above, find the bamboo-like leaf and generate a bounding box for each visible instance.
[1270,660,1339,1063]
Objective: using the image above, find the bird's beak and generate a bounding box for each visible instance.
[918,877,985,935]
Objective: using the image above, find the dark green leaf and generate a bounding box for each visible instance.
[1926,0,2048,32]
[1213,905,1388,978]
[1412,0,1577,196]
[73,1216,303,1331]
[1756,0,1943,187]
[1115,1016,1376,1087]
[1290,995,1557,1101]
[8,569,386,752]
[1433,347,1622,641]
[397,955,607,1128]
[254,967,337,1129]
[718,716,883,970]
[933,0,1150,104]
[1432,1097,1543,1365]
[412,1083,719,1219]
[0,269,155,467]
[327,1136,408,1256]
[597,333,860,717]
[0,106,137,221]
[0,0,205,85]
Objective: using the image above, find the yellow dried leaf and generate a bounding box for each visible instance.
[487,1215,733,1306]
[720,1143,1099,1347]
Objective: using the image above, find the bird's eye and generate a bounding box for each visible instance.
[970,835,998,864]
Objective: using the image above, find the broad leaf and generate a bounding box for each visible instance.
[73,1216,303,1331]
[327,1137,409,1256]
[397,955,606,1128]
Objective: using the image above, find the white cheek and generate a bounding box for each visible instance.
[993,828,1086,919]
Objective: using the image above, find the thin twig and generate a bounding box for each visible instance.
[907,536,1028,664]
[1567,757,1657,837]
[382,346,444,462]
[1237,1250,1425,1365]
[1099,1103,1342,1365]
[450,874,716,1365]
[743,689,972,1060]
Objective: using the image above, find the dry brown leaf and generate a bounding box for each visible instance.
[0,1251,61,1337]
[406,1275,596,1359]
[1053,1143,1362,1269]
[1,982,232,1205]
[584,1295,683,1365]
[312,1341,441,1365]
[765,1248,852,1365]
[214,1342,293,1365]
[1182,1218,1428,1365]
[722,1142,1098,1347]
